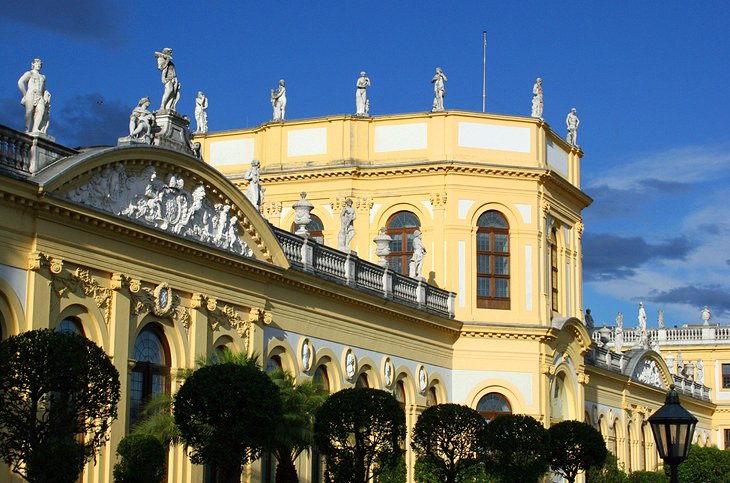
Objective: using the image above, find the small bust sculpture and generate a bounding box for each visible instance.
[194,91,208,133]
[431,67,448,112]
[129,97,155,143]
[345,351,356,379]
[17,58,51,134]
[355,71,371,116]
[566,108,579,145]
[271,79,286,121]
[531,77,543,118]
[418,367,427,392]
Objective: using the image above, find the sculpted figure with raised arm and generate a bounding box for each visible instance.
[566,108,579,145]
[194,91,208,133]
[155,48,180,111]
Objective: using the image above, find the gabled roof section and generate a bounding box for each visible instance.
[34,144,288,267]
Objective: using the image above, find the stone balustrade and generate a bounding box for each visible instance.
[273,228,456,318]
[0,124,76,175]
[593,325,730,348]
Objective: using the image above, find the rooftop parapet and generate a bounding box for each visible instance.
[0,124,76,176]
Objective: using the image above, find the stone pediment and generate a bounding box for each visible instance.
[42,146,287,266]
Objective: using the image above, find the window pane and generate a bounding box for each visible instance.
[389,258,402,273]
[477,211,508,229]
[388,212,420,229]
[406,233,415,252]
[494,234,508,252]
[495,256,509,275]
[477,255,490,274]
[495,279,509,298]
[134,329,164,364]
[390,238,402,252]
[477,233,489,251]
[723,364,730,376]
[57,317,83,335]
[477,393,511,412]
[477,278,489,296]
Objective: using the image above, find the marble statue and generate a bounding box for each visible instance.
[658,309,665,329]
[384,359,392,386]
[338,199,356,253]
[129,97,155,143]
[301,342,311,370]
[638,302,647,331]
[702,306,711,325]
[665,352,675,374]
[355,71,371,116]
[566,108,579,145]
[194,91,208,133]
[696,359,704,384]
[155,48,180,111]
[614,312,624,353]
[419,367,427,391]
[409,230,426,279]
[17,58,51,134]
[346,352,356,379]
[243,160,264,211]
[271,79,286,121]
[676,351,683,376]
[531,77,543,118]
[585,308,595,333]
[431,67,447,112]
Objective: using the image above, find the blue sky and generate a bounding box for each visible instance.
[1,1,728,328]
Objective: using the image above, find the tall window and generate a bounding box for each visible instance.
[723,364,730,389]
[57,316,84,335]
[311,365,331,483]
[724,429,730,449]
[386,211,420,275]
[130,325,170,427]
[291,214,324,244]
[355,373,370,388]
[426,387,438,407]
[477,393,511,422]
[476,211,510,309]
[550,228,559,313]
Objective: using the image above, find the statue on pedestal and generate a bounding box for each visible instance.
[17,58,51,134]
[338,199,356,253]
[194,91,208,133]
[702,306,711,325]
[355,72,371,116]
[431,67,447,112]
[409,230,426,279]
[531,77,543,118]
[271,79,286,121]
[155,48,180,111]
[244,160,264,212]
[566,108,579,145]
[614,312,624,353]
[128,97,155,144]
[638,302,647,331]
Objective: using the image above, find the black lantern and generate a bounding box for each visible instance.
[648,384,697,483]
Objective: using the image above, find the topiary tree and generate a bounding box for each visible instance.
[626,471,669,483]
[411,403,487,483]
[586,452,627,483]
[548,420,608,483]
[314,388,405,483]
[674,444,730,482]
[482,414,550,483]
[174,362,282,483]
[0,329,120,483]
[113,433,166,483]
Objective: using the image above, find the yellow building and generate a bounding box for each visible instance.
[0,109,714,483]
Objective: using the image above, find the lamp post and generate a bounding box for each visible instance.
[648,384,697,483]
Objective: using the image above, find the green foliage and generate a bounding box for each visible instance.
[626,471,669,483]
[174,362,282,483]
[131,393,180,446]
[113,433,166,483]
[414,454,491,482]
[548,420,607,483]
[586,452,627,483]
[482,414,550,483]
[0,329,120,483]
[314,388,406,483]
[674,444,730,482]
[375,454,407,483]
[411,403,487,483]
[267,369,328,483]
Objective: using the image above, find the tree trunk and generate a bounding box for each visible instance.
[275,457,299,483]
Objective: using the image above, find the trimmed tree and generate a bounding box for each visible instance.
[674,444,730,482]
[586,452,627,483]
[483,414,550,483]
[314,388,405,483]
[548,420,608,483]
[411,403,487,483]
[174,362,282,483]
[0,329,120,483]
[113,433,166,483]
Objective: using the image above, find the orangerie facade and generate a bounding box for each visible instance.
[0,107,715,482]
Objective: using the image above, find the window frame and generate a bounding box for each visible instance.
[476,210,510,310]
[130,324,171,429]
[722,364,730,389]
[476,392,512,422]
[290,214,325,244]
[550,228,559,313]
[385,211,421,276]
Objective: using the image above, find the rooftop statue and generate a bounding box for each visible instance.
[355,71,371,116]
[338,198,356,253]
[638,302,647,331]
[17,58,51,134]
[155,48,180,111]
[128,97,155,144]
[409,229,426,279]
[431,67,447,112]
[271,79,286,121]
[243,160,264,212]
[194,91,208,133]
[701,306,711,325]
[658,309,665,328]
[531,77,543,118]
[566,108,579,145]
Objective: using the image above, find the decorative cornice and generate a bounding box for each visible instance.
[460,325,556,343]
[40,262,113,325]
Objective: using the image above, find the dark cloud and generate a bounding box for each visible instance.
[4,0,126,45]
[586,179,693,217]
[53,94,128,148]
[646,285,730,316]
[639,179,692,193]
[583,232,693,281]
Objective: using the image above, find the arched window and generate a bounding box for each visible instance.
[550,228,559,313]
[57,316,84,336]
[130,325,170,427]
[386,211,420,275]
[551,374,568,422]
[394,381,406,411]
[426,387,438,407]
[313,365,330,393]
[355,373,369,389]
[291,214,325,244]
[477,392,511,422]
[476,211,510,309]
[265,355,283,374]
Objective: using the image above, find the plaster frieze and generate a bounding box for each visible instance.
[46,265,112,326]
[262,201,282,218]
[429,192,447,208]
[130,281,190,331]
[355,197,373,214]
